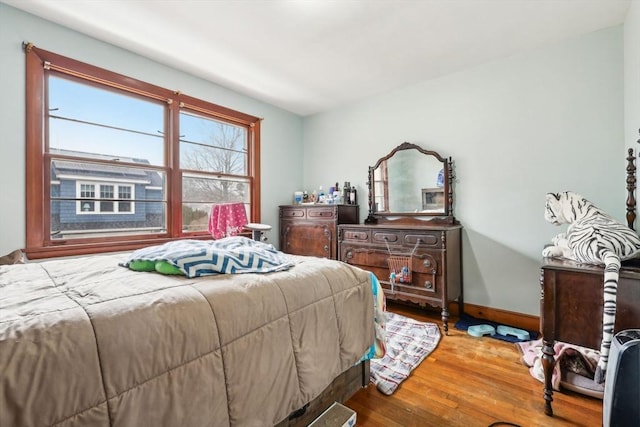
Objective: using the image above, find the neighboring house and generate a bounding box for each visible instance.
[50,149,163,238]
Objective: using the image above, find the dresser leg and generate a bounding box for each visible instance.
[541,338,555,416]
[441,308,449,335]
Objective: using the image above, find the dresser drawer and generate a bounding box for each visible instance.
[340,244,443,299]
[404,231,440,247]
[307,207,336,219]
[383,276,442,298]
[280,208,306,219]
[341,245,440,276]
[341,229,370,242]
[342,246,388,270]
[372,230,401,244]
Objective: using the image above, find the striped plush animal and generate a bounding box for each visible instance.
[542,191,640,383]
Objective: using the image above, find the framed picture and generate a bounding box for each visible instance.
[422,187,445,212]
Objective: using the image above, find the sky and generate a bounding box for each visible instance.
[48,75,246,167]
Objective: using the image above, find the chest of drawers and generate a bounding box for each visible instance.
[279,204,359,259]
[338,223,462,333]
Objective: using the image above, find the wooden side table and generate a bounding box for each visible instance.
[540,258,640,416]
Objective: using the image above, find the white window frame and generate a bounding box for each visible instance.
[76,181,136,214]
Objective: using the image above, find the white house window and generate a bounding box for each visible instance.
[100,185,114,212]
[119,186,132,212]
[80,184,95,212]
[77,182,135,214]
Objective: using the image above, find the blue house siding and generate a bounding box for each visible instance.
[57,180,141,224]
[145,188,163,215]
[50,183,60,216]
[54,181,164,223]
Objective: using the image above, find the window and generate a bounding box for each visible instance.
[76,182,134,214]
[79,184,96,212]
[119,186,132,213]
[25,44,261,258]
[179,111,250,232]
[373,160,389,212]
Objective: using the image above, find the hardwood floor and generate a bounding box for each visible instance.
[345,303,602,427]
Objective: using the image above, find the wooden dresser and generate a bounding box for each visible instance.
[279,204,359,259]
[540,258,640,416]
[339,222,462,333]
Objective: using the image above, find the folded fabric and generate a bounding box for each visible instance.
[370,312,440,395]
[208,202,248,239]
[361,273,387,361]
[123,236,294,278]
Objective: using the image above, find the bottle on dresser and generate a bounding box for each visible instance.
[343,182,351,205]
[349,185,357,205]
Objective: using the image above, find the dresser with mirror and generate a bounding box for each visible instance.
[338,142,463,333]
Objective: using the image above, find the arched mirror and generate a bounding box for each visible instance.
[365,142,455,224]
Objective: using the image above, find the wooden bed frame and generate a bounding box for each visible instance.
[278,360,370,426]
[626,147,637,230]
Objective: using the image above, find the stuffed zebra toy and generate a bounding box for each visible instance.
[542,191,640,383]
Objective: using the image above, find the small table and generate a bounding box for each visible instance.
[244,223,272,241]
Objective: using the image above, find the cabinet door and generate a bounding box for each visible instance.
[281,221,333,258]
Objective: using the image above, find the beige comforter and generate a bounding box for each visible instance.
[0,253,374,427]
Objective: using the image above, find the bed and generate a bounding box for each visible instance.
[0,238,381,427]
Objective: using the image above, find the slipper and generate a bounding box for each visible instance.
[468,324,495,337]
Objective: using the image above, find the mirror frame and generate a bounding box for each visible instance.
[365,142,455,225]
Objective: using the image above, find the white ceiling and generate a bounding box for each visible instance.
[3,0,631,116]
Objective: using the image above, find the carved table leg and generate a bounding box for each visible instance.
[541,338,555,416]
[441,307,449,335]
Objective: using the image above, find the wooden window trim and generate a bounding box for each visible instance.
[25,44,261,259]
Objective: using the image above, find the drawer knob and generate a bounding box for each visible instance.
[424,281,433,289]
[423,259,431,268]
[324,245,329,252]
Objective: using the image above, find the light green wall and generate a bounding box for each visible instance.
[625,2,640,157]
[0,4,303,253]
[303,26,625,316]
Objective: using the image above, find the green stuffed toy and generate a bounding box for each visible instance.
[154,261,183,275]
[128,259,184,275]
